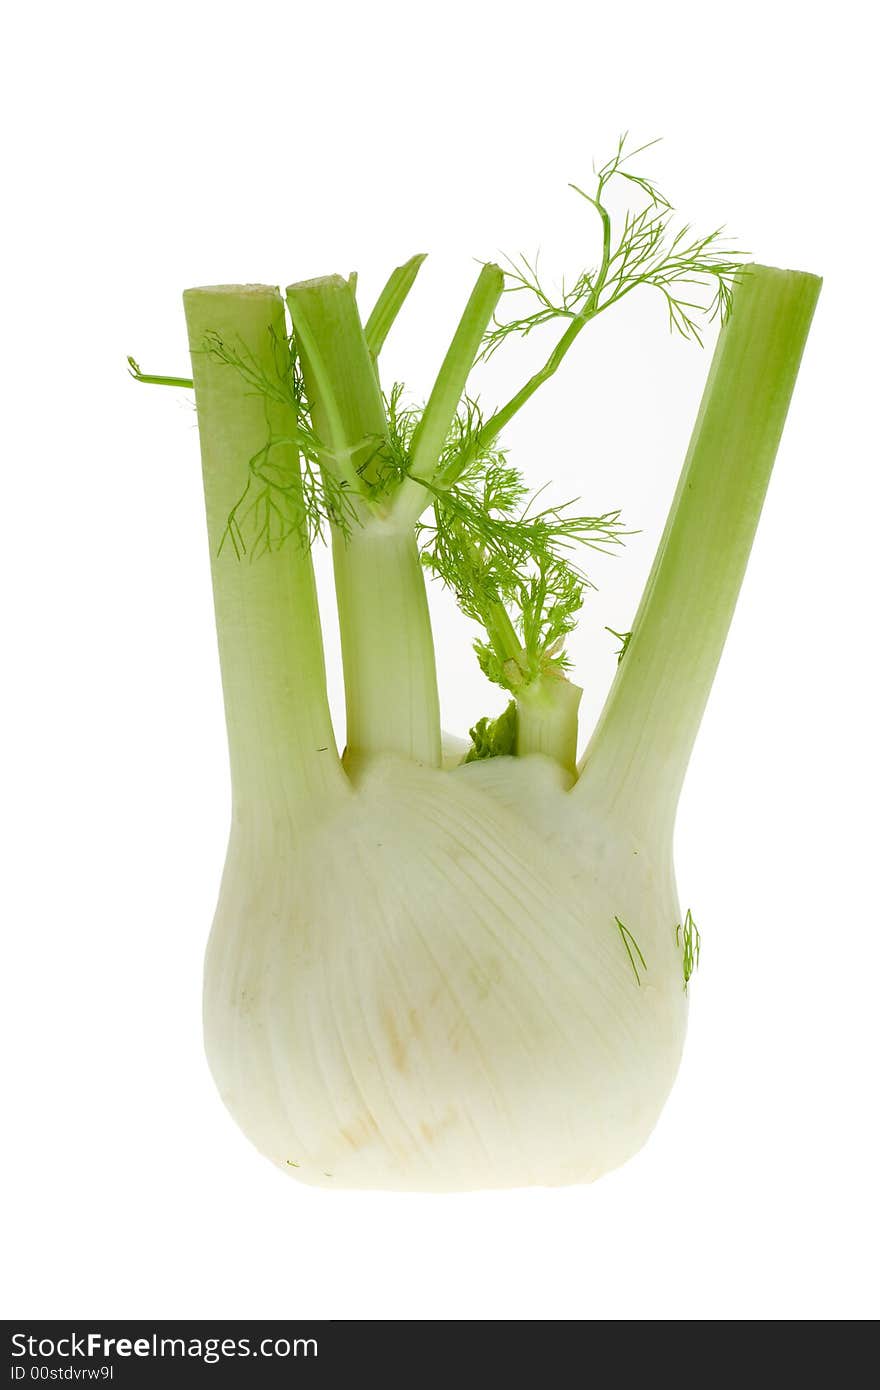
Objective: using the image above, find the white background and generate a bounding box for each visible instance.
[2,0,877,1321]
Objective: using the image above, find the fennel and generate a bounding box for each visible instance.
[134,139,820,1189]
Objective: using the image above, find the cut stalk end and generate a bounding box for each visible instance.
[517,676,583,778]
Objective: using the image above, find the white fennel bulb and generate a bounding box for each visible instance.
[153,147,819,1190]
[205,754,685,1189]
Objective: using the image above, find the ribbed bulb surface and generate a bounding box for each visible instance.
[204,756,687,1191]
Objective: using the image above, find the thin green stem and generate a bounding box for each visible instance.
[437,210,614,495]
[364,253,427,361]
[481,202,612,443]
[391,264,504,524]
[487,314,588,439]
[576,264,821,839]
[483,600,522,669]
[183,285,346,816]
[409,264,505,480]
[127,356,193,389]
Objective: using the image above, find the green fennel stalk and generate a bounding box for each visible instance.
[579,265,822,837]
[285,273,447,768]
[182,286,346,815]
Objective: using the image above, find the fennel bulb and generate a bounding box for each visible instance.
[141,142,820,1189]
[206,750,685,1189]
